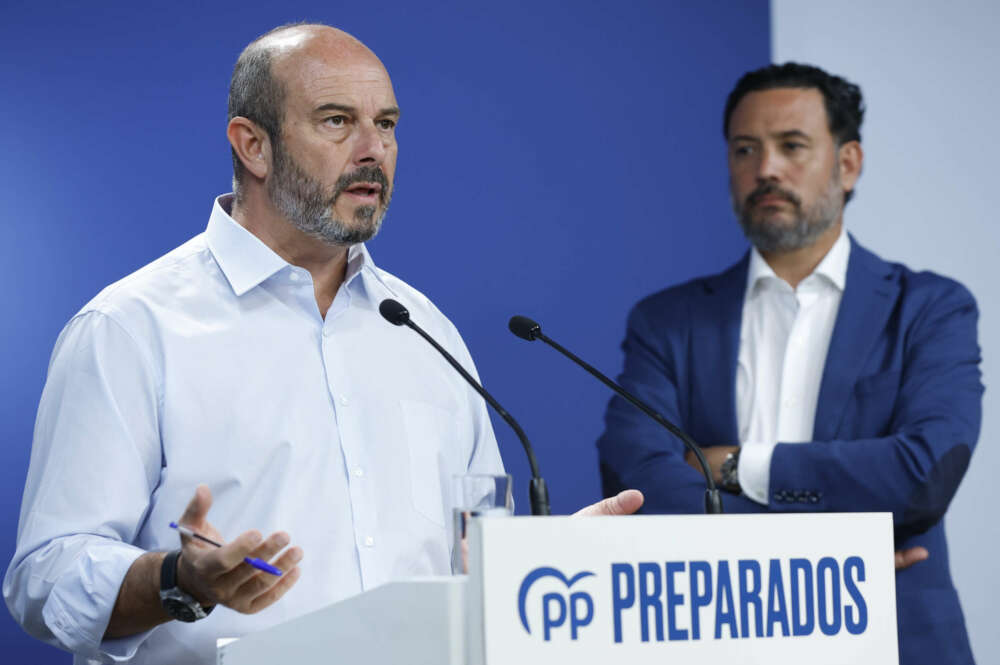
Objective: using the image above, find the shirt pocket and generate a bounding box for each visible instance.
[399,399,458,528]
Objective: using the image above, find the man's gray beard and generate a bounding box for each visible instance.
[733,168,842,253]
[267,145,391,246]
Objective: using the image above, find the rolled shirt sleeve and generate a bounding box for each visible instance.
[4,309,163,660]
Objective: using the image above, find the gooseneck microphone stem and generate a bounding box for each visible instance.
[380,300,550,516]
[509,316,722,515]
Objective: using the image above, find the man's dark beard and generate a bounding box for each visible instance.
[267,143,392,246]
[732,166,841,253]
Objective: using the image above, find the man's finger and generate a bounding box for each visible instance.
[573,489,645,517]
[178,484,213,528]
[246,565,303,614]
[234,546,304,609]
[894,546,929,571]
[217,532,291,587]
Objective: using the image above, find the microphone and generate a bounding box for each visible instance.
[508,315,723,514]
[379,299,551,516]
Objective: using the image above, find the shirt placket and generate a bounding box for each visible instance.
[319,285,380,592]
[777,284,817,443]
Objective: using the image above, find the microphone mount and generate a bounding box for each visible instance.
[380,300,551,516]
[509,314,723,514]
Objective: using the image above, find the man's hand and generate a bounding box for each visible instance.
[895,546,929,571]
[175,485,303,613]
[684,445,738,485]
[572,489,644,516]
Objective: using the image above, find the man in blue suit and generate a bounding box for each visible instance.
[598,63,981,664]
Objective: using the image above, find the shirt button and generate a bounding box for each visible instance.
[364,536,375,547]
[290,272,300,282]
[353,467,364,478]
[339,395,350,406]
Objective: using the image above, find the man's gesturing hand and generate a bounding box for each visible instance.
[572,489,645,517]
[174,484,303,613]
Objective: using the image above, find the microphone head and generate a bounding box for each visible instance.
[508,315,541,341]
[379,299,410,326]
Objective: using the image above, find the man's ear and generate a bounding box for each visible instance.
[227,117,271,180]
[839,140,864,197]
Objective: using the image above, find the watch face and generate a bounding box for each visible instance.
[163,597,198,623]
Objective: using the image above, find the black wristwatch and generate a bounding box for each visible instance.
[159,550,214,623]
[719,448,741,493]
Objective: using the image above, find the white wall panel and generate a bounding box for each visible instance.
[772,1,1000,660]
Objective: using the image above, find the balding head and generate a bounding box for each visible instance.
[227,23,385,200]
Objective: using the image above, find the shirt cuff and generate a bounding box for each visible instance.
[41,543,153,661]
[738,442,774,506]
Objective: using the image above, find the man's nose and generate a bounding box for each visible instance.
[755,145,783,182]
[353,121,388,165]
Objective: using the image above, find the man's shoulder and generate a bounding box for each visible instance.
[632,255,749,316]
[363,263,461,336]
[849,240,977,310]
[78,233,214,322]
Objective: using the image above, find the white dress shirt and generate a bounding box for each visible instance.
[4,195,503,664]
[735,228,850,504]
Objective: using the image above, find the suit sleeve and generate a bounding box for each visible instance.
[597,300,764,515]
[768,280,982,537]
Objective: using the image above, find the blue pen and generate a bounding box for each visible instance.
[169,522,283,576]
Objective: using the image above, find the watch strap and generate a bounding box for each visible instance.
[160,549,182,591]
[160,549,214,621]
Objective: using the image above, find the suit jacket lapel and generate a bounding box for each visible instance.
[813,236,900,440]
[689,255,747,445]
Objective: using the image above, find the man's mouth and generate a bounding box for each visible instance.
[342,183,383,201]
[748,188,797,209]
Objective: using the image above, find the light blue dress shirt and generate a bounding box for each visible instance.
[4,195,504,664]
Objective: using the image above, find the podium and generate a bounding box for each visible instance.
[217,513,898,664]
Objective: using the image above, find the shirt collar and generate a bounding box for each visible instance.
[205,194,379,297]
[746,225,850,295]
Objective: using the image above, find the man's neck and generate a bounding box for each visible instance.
[231,189,348,318]
[759,221,843,289]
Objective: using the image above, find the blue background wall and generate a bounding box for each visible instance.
[0,1,768,658]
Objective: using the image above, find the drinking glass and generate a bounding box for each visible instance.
[451,473,513,573]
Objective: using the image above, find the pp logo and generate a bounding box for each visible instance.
[517,567,595,641]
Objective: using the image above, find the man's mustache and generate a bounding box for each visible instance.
[332,166,390,204]
[746,183,800,208]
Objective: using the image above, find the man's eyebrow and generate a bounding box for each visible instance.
[314,103,401,117]
[775,129,811,141]
[729,130,813,144]
[315,102,355,114]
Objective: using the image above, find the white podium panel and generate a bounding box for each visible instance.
[467,513,897,665]
[216,577,467,665]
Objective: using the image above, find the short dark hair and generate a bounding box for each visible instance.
[228,24,312,200]
[724,62,864,144]
[723,62,865,202]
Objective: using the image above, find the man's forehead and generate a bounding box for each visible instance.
[276,42,396,107]
[729,87,829,137]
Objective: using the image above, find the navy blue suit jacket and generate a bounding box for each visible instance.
[598,237,982,664]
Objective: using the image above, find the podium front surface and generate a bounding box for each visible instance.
[467,513,897,665]
[217,513,897,664]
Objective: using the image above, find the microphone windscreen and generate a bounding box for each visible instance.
[508,315,541,341]
[379,299,410,326]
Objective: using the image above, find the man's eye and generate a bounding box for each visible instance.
[377,119,396,130]
[784,142,805,151]
[325,115,348,127]
[732,145,753,157]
